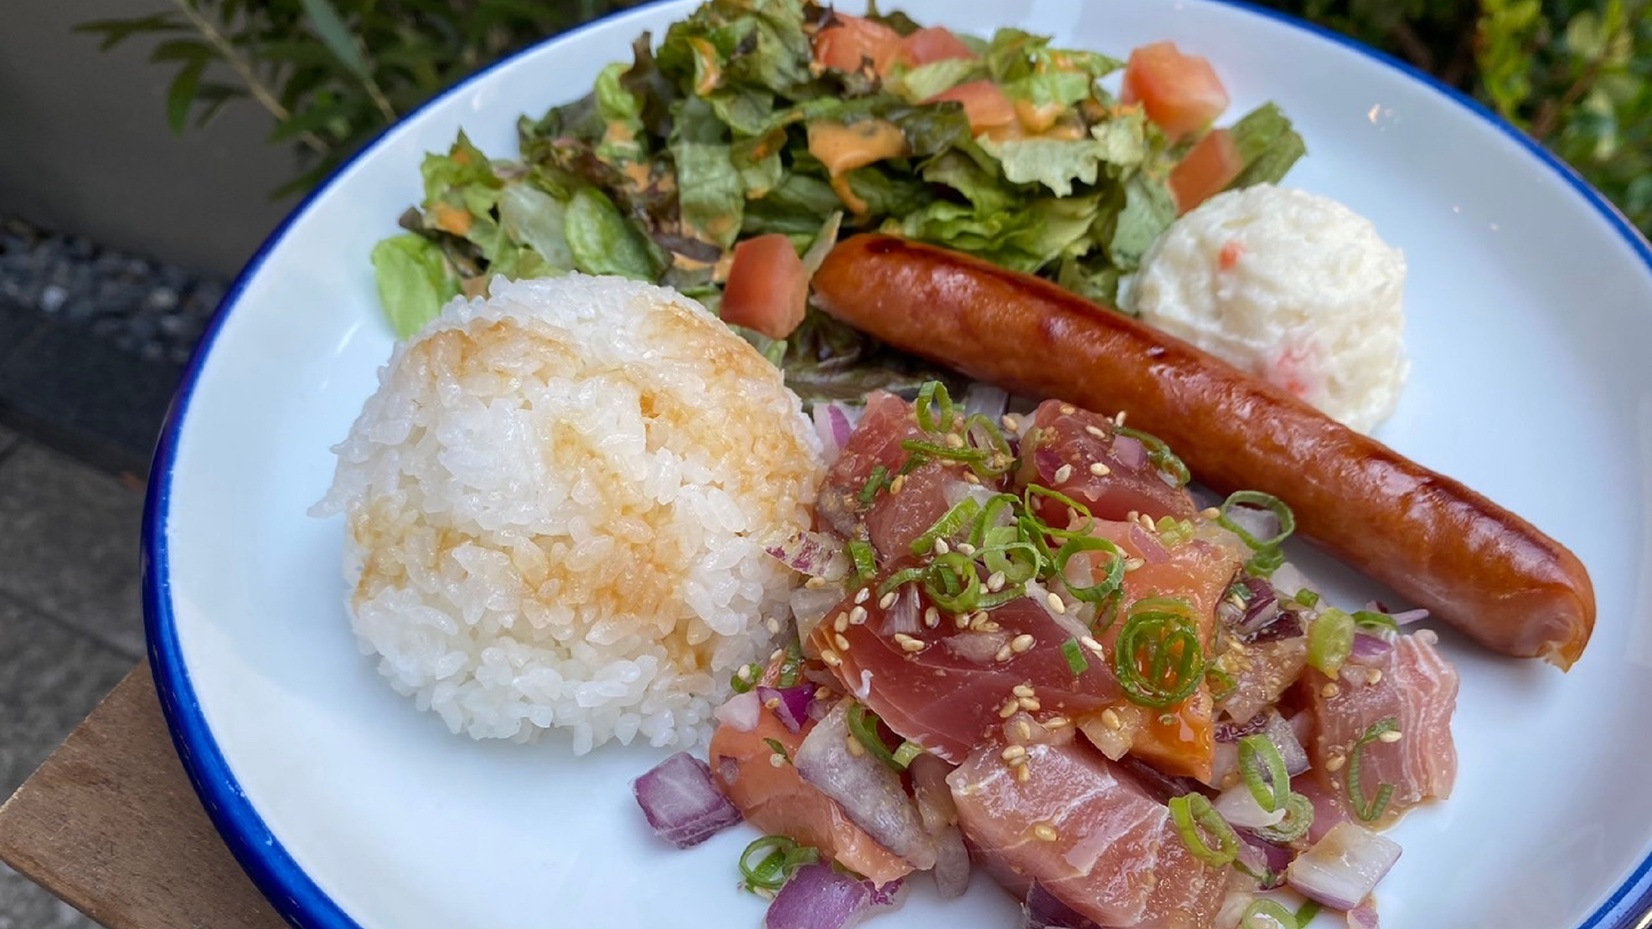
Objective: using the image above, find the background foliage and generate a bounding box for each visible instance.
[80,0,1652,232]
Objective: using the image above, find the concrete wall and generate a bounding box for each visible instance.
[0,1,300,277]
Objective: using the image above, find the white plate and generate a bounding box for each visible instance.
[143,1,1652,927]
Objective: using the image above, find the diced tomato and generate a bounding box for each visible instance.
[720,233,808,340]
[1120,41,1229,140]
[899,26,975,66]
[813,14,903,75]
[1168,128,1243,214]
[927,80,1016,131]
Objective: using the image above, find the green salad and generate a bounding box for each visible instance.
[372,0,1303,401]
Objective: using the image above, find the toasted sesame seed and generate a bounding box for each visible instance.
[889,474,907,495]
[1053,464,1074,483]
[986,570,1007,592]
[963,471,981,484]
[956,542,977,556]
[1138,512,1157,531]
[999,699,1021,719]
[1114,410,1128,426]
[1101,708,1123,730]
[815,686,833,701]
[1089,461,1112,476]
[1016,765,1031,782]
[805,575,828,589]
[1046,592,1067,615]
[1060,404,1077,415]
[1002,414,1022,432]
[934,538,951,555]
[1033,824,1059,842]
[735,664,754,681]
[854,587,871,604]
[924,607,940,628]
[821,650,842,667]
[1019,696,1042,711]
[850,605,868,625]
[1013,684,1036,698]
[955,613,971,629]
[894,633,925,653]
[770,753,787,767]
[1011,634,1036,654]
[834,613,849,633]
[1001,744,1028,761]
[766,618,782,634]
[1321,683,1342,698]
[1008,754,1029,767]
[1085,425,1107,439]
[1125,558,1145,571]
[1081,635,1104,654]
[1016,720,1033,740]
[945,432,965,449]
[846,735,865,757]
[1045,716,1070,729]
[770,648,785,663]
[878,591,898,610]
[1378,730,1404,743]
[833,634,851,653]
[1200,507,1221,520]
[1325,753,1347,772]
[995,645,1014,662]
[1367,669,1384,685]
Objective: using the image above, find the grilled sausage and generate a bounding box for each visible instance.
[810,234,1595,669]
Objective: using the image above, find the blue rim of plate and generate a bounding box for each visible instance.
[140,1,1652,927]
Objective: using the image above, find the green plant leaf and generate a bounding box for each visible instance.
[269,96,354,143]
[193,83,246,129]
[74,14,186,52]
[299,0,371,80]
[150,38,213,64]
[564,187,659,279]
[371,234,462,338]
[166,58,208,135]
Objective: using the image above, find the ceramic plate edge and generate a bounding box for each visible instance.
[138,2,1652,927]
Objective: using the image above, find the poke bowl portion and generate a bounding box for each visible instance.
[303,2,1601,929]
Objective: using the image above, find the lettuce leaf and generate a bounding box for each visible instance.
[498,183,576,272]
[565,187,660,279]
[1225,103,1308,190]
[671,97,746,249]
[371,234,461,339]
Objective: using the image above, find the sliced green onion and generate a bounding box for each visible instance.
[1352,610,1399,633]
[909,496,981,556]
[915,380,956,433]
[1347,717,1399,822]
[923,551,983,613]
[1295,588,1321,608]
[762,737,791,763]
[847,539,876,582]
[1295,901,1322,925]
[969,493,1021,548]
[1238,734,1290,813]
[858,464,890,506]
[1254,791,1315,844]
[891,740,925,768]
[961,412,1016,476]
[1115,425,1191,486]
[1167,793,1240,867]
[1053,535,1125,605]
[730,661,763,694]
[1061,638,1089,675]
[1113,598,1206,709]
[777,637,804,688]
[1215,490,1296,575]
[1306,608,1355,676]
[982,541,1042,585]
[1206,664,1237,702]
[739,835,819,893]
[1024,484,1095,532]
[1156,516,1196,547]
[1240,900,1298,929]
[899,437,989,469]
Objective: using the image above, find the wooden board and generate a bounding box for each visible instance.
[0,665,284,929]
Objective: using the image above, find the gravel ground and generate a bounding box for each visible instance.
[0,216,226,366]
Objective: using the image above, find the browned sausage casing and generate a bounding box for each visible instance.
[812,234,1595,669]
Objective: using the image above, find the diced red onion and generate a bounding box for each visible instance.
[1116,756,1214,804]
[1223,501,1281,544]
[963,382,1011,422]
[1269,562,1317,603]
[1025,579,1091,641]
[714,691,761,732]
[1236,831,1294,889]
[631,752,744,849]
[1034,446,1064,483]
[764,862,904,929]
[1390,608,1429,626]
[1286,822,1402,910]
[1020,883,1102,929]
[932,825,972,899]
[1129,522,1170,564]
[757,685,814,734]
[792,584,846,641]
[879,583,921,636]
[794,700,936,869]
[1215,783,1287,829]
[768,531,850,580]
[943,631,1010,664]
[811,403,857,465]
[1347,903,1381,929]
[1247,609,1304,644]
[1215,714,1270,743]
[943,480,999,511]
[1349,633,1393,663]
[1263,710,1311,777]
[1111,434,1147,470]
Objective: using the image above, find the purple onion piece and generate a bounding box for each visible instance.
[1215,714,1271,743]
[1247,609,1305,645]
[1390,608,1429,625]
[1349,633,1394,663]
[829,403,854,449]
[631,752,743,849]
[757,685,814,734]
[794,701,937,869]
[1116,756,1216,804]
[963,383,1010,422]
[1347,902,1382,929]
[1112,434,1148,470]
[1286,822,1402,910]
[1263,710,1311,777]
[1237,831,1294,889]
[715,690,762,732]
[764,862,904,929]
[767,530,848,579]
[1129,522,1169,564]
[1020,883,1102,929]
[1034,446,1063,483]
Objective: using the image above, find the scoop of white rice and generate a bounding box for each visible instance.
[314,275,823,753]
[1129,184,1408,433]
